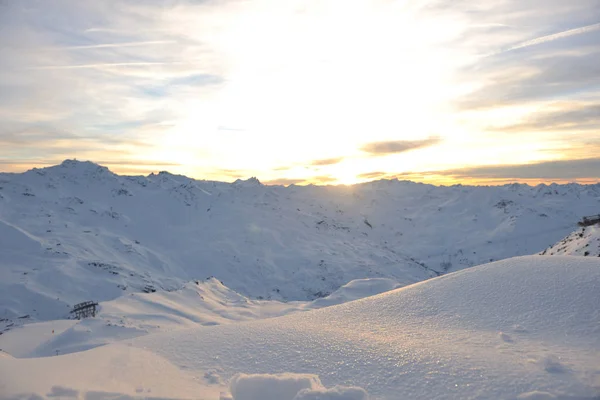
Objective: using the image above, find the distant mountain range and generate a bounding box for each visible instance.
[1,159,599,327]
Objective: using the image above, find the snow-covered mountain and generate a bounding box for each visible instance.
[541,225,600,257]
[1,160,600,328]
[2,256,599,399]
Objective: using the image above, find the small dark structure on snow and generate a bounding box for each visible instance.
[70,301,98,319]
[578,215,600,227]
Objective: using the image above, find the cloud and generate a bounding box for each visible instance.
[97,160,182,167]
[55,40,177,50]
[0,125,167,174]
[489,103,600,132]
[0,128,152,147]
[0,158,183,176]
[310,157,345,166]
[435,157,600,180]
[0,159,180,167]
[507,22,600,51]
[0,0,224,170]
[0,127,154,156]
[2,0,599,182]
[357,171,389,179]
[30,62,182,70]
[218,125,246,132]
[208,169,248,179]
[454,14,600,111]
[354,157,600,184]
[263,178,307,186]
[273,165,293,171]
[309,175,337,184]
[361,137,441,155]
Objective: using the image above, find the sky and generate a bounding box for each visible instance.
[0,0,599,185]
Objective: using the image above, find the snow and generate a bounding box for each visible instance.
[307,278,401,308]
[0,277,404,358]
[541,225,600,257]
[128,256,599,399]
[1,160,599,331]
[0,344,216,399]
[0,319,76,357]
[228,373,368,400]
[292,387,369,400]
[3,256,597,399]
[229,373,323,400]
[1,161,600,399]
[516,391,559,399]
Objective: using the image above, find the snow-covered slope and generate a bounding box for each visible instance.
[2,256,599,399]
[1,160,599,327]
[541,225,600,257]
[0,277,400,358]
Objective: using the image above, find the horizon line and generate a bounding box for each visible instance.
[0,158,599,188]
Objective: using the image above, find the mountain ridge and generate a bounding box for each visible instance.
[1,160,599,327]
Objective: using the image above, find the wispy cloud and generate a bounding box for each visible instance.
[489,103,600,132]
[217,126,246,132]
[57,40,177,50]
[263,178,306,186]
[30,62,183,70]
[272,165,293,171]
[361,137,441,155]
[432,158,600,180]
[310,157,345,166]
[352,157,600,185]
[357,171,389,179]
[309,175,337,184]
[507,22,600,51]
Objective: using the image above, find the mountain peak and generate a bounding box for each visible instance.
[32,159,115,180]
[233,176,262,186]
[60,159,101,168]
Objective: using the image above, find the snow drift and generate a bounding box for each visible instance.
[228,373,369,400]
[2,256,598,399]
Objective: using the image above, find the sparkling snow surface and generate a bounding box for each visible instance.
[3,256,597,399]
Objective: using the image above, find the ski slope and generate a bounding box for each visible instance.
[1,256,598,399]
[1,160,599,330]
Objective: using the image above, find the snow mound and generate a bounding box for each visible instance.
[131,256,600,399]
[98,277,303,332]
[229,373,320,400]
[0,344,215,398]
[540,225,600,257]
[0,278,309,358]
[1,277,409,358]
[294,387,369,400]
[308,278,401,308]
[229,373,368,400]
[2,256,599,398]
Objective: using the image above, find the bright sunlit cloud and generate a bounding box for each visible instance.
[0,0,599,184]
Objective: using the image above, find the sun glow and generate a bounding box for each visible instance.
[2,1,599,184]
